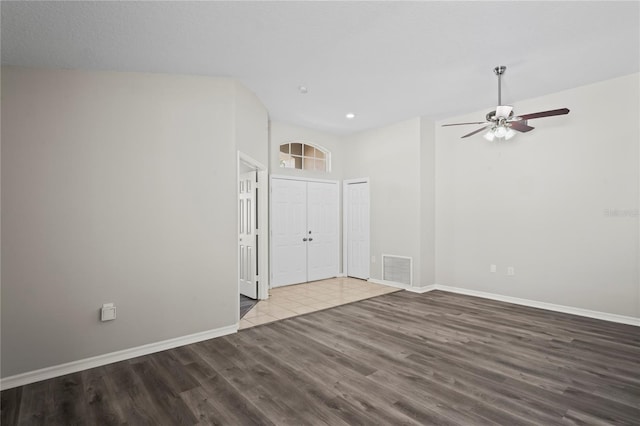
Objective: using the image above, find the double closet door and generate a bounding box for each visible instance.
[271,178,339,287]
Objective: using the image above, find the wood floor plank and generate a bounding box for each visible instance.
[81,366,123,426]
[100,361,169,425]
[147,350,200,393]
[196,373,274,426]
[130,359,199,425]
[14,380,51,425]
[2,290,639,425]
[170,345,200,366]
[256,323,422,425]
[179,386,228,426]
[193,338,319,425]
[0,386,22,425]
[274,318,494,424]
[231,328,376,425]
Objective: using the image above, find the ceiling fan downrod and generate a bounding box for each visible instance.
[494,65,506,106]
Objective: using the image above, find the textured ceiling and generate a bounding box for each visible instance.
[2,1,639,135]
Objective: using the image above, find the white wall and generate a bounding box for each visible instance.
[0,67,264,377]
[420,118,436,286]
[343,119,422,285]
[436,73,639,317]
[235,82,269,166]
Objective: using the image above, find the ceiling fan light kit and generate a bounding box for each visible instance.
[443,66,570,140]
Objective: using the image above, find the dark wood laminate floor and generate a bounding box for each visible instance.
[2,290,639,425]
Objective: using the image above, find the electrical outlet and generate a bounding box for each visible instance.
[507,267,515,276]
[490,264,497,273]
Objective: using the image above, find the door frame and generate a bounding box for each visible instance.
[270,175,340,288]
[237,152,269,304]
[343,177,370,279]
[270,174,338,185]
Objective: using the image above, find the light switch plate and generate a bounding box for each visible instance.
[101,303,116,321]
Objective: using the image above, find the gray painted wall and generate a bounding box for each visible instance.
[1,68,267,377]
[235,82,269,166]
[420,118,436,286]
[343,118,422,285]
[2,67,636,380]
[435,73,639,317]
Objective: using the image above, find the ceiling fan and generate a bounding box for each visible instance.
[443,66,570,140]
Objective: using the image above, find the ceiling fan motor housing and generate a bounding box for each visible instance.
[486,109,514,121]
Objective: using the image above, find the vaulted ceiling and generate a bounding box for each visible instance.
[2,1,638,135]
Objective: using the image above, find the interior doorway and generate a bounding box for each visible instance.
[237,152,269,321]
[270,176,340,287]
[343,178,370,280]
[239,169,258,298]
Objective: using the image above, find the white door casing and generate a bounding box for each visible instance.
[237,152,269,304]
[344,179,370,280]
[239,171,258,299]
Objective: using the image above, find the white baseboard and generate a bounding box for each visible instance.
[405,285,437,294]
[368,278,408,289]
[433,284,640,327]
[4,284,637,391]
[0,324,238,391]
[370,279,639,326]
[368,278,436,294]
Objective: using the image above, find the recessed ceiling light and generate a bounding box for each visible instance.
[345,113,356,119]
[298,85,308,94]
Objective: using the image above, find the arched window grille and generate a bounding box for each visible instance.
[279,142,330,172]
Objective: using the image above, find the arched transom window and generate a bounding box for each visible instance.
[279,142,330,172]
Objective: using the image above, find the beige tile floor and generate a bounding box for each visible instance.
[239,277,399,330]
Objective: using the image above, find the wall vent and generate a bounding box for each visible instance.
[382,254,412,286]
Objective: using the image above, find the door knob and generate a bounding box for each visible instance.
[303,238,308,242]
[308,238,313,241]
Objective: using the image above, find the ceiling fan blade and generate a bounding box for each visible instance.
[461,125,491,138]
[495,105,513,118]
[509,121,535,133]
[442,121,487,127]
[517,108,570,120]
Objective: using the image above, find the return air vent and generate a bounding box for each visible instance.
[382,255,412,286]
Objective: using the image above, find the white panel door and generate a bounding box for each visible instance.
[307,182,339,282]
[271,179,307,287]
[239,171,258,298]
[346,181,370,279]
